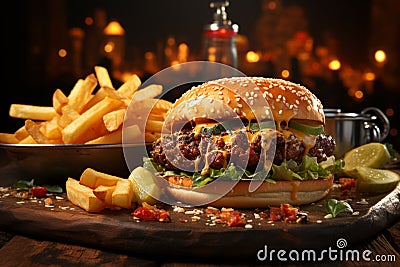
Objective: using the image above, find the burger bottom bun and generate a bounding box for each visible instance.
[165,175,334,208]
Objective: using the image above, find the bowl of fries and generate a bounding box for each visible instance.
[0,66,172,183]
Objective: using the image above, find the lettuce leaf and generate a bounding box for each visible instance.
[142,155,343,188]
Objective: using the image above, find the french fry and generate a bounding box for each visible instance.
[9,104,57,121]
[68,74,97,113]
[85,128,122,144]
[52,89,69,114]
[58,104,80,128]
[117,74,141,99]
[94,66,113,89]
[83,86,123,112]
[79,167,123,189]
[93,185,115,202]
[42,116,62,140]
[0,133,19,144]
[14,126,29,141]
[145,119,164,133]
[66,178,105,213]
[18,135,37,144]
[152,99,173,112]
[25,120,50,144]
[62,97,124,144]
[144,131,161,143]
[112,179,134,209]
[131,84,163,102]
[148,113,166,122]
[123,124,142,143]
[103,109,125,132]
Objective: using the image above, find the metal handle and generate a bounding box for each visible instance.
[361,107,390,141]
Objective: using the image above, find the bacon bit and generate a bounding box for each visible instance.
[269,204,302,223]
[132,202,170,222]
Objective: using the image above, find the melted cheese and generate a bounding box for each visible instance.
[289,128,317,155]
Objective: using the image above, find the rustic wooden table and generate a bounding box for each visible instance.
[0,152,399,266]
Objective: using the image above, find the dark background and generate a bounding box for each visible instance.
[2,0,399,148]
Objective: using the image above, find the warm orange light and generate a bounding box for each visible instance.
[58,49,67,58]
[354,90,364,99]
[328,59,341,71]
[246,51,260,63]
[386,108,394,117]
[374,50,386,63]
[145,51,155,60]
[85,17,93,26]
[363,72,376,81]
[268,1,277,10]
[390,128,398,136]
[167,37,176,46]
[104,42,115,53]
[281,69,290,78]
[104,21,125,36]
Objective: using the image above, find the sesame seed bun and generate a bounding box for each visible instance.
[166,174,334,208]
[168,77,325,126]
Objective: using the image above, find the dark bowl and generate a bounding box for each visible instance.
[0,143,149,185]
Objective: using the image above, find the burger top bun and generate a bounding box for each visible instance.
[168,77,325,126]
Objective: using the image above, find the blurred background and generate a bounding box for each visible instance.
[2,0,400,148]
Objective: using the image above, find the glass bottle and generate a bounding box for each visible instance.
[202,1,239,68]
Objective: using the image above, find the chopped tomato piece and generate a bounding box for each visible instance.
[220,210,246,227]
[30,186,47,198]
[338,178,356,190]
[132,202,170,222]
[269,204,300,222]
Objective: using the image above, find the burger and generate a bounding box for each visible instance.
[144,77,340,208]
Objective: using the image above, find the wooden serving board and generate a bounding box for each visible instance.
[0,183,399,261]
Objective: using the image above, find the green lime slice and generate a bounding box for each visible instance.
[343,142,391,176]
[288,120,324,135]
[129,167,160,205]
[354,166,400,194]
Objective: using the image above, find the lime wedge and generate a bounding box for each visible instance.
[129,167,160,205]
[343,143,390,176]
[354,167,400,194]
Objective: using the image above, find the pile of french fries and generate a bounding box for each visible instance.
[66,168,135,212]
[0,66,172,144]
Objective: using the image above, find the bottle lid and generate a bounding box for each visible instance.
[204,1,238,37]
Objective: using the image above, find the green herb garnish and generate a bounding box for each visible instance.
[325,199,353,218]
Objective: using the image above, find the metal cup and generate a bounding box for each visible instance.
[324,107,390,158]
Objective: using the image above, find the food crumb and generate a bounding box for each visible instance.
[316,220,323,223]
[191,216,201,222]
[324,214,333,219]
[44,198,53,206]
[173,206,185,213]
[356,198,369,205]
[245,224,253,229]
[352,211,360,216]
